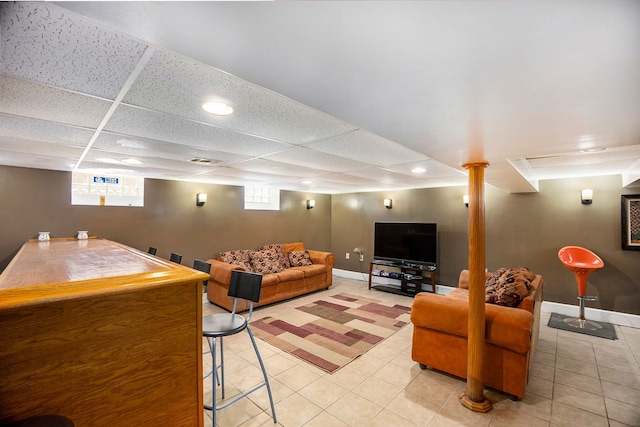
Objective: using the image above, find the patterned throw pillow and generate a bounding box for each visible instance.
[485,267,534,307]
[283,242,305,262]
[219,250,253,271]
[288,250,312,267]
[257,243,290,269]
[250,249,286,274]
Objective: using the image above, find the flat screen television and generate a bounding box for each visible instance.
[373,222,437,268]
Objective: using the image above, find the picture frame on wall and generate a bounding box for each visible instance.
[621,194,640,251]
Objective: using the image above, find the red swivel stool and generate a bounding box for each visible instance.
[558,246,604,330]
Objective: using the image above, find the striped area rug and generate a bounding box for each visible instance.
[250,293,411,373]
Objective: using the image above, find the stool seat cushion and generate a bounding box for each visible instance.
[203,313,247,337]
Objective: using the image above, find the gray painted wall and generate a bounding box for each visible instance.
[331,175,640,316]
[0,166,331,270]
[2,166,639,315]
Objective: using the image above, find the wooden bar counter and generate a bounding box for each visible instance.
[0,238,208,426]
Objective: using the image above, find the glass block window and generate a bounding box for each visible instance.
[244,186,280,210]
[72,171,144,206]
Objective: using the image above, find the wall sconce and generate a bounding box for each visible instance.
[196,193,207,206]
[384,198,393,209]
[306,199,315,209]
[463,195,469,207]
[581,189,593,204]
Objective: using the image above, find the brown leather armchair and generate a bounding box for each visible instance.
[410,270,544,399]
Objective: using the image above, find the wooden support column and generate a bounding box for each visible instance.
[460,161,492,412]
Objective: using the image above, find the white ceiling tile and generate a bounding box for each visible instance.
[0,2,148,99]
[76,163,211,182]
[344,166,424,184]
[384,160,467,179]
[304,129,428,166]
[1,1,638,193]
[75,162,152,177]
[419,176,469,188]
[320,179,406,193]
[230,158,327,179]
[307,172,379,187]
[0,147,80,171]
[103,105,291,157]
[344,166,462,189]
[267,178,364,194]
[181,172,280,188]
[123,50,358,144]
[260,181,318,192]
[0,137,84,159]
[0,114,94,147]
[91,132,250,165]
[0,75,112,129]
[197,166,297,183]
[261,146,371,173]
[81,151,218,175]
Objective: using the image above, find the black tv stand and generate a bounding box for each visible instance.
[368,260,436,296]
[402,262,436,272]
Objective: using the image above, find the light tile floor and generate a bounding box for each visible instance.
[201,276,640,427]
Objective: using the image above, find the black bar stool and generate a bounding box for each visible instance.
[202,270,276,425]
[193,259,211,292]
[170,252,182,264]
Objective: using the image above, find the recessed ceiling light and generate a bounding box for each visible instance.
[302,180,313,185]
[96,157,122,164]
[115,139,144,149]
[202,101,233,116]
[411,167,426,174]
[579,135,595,143]
[581,148,607,153]
[96,158,142,165]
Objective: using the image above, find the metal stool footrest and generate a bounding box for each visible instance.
[204,380,269,411]
[563,317,603,330]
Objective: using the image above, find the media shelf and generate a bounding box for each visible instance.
[368,260,436,296]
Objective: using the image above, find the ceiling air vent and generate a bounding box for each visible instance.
[190,158,219,164]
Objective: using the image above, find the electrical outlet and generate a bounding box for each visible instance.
[345,252,350,259]
[359,254,364,262]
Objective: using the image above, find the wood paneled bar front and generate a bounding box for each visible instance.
[0,238,208,426]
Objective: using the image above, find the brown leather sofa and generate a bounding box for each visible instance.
[207,242,335,312]
[410,269,544,399]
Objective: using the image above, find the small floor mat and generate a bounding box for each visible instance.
[547,312,617,340]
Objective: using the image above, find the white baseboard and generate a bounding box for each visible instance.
[334,268,370,282]
[333,268,640,329]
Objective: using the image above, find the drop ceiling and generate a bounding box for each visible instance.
[1,1,639,194]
